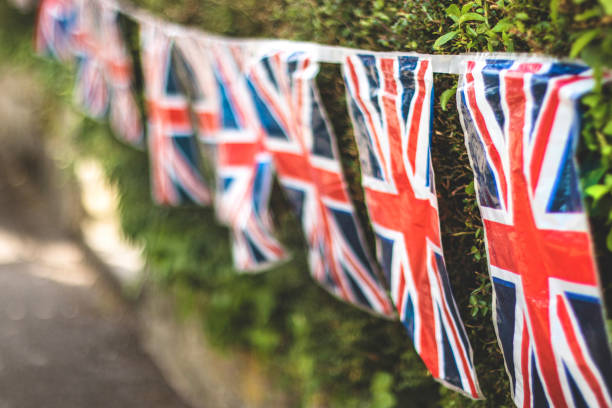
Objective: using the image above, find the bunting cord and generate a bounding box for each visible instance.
[100,0,592,75]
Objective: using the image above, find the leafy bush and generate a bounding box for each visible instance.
[3,0,611,406]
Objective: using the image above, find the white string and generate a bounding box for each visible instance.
[100,0,588,75]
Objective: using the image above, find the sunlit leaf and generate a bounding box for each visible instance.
[600,0,612,15]
[446,4,460,22]
[492,19,512,33]
[459,12,486,24]
[440,85,457,111]
[585,184,610,203]
[433,30,459,50]
[570,28,601,58]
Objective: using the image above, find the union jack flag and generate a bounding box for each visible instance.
[72,0,143,146]
[174,36,288,271]
[342,54,482,398]
[74,53,108,118]
[458,59,612,407]
[35,0,79,61]
[72,0,106,118]
[140,24,211,206]
[172,36,219,141]
[247,51,394,316]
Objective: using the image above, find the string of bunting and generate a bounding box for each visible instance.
[33,0,612,406]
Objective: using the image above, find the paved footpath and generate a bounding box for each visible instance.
[0,229,191,408]
[0,66,190,408]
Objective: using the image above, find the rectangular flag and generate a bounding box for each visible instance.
[458,59,612,407]
[140,23,211,206]
[35,0,79,61]
[342,53,481,398]
[172,36,219,142]
[247,50,394,317]
[174,36,288,271]
[73,0,143,146]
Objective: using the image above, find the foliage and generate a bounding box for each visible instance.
[2,0,611,407]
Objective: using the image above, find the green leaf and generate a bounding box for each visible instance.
[570,28,601,58]
[492,19,513,33]
[433,30,459,50]
[550,0,560,23]
[476,24,488,34]
[585,184,610,202]
[607,228,612,251]
[248,328,280,354]
[461,2,475,14]
[603,119,612,135]
[592,104,608,122]
[446,4,460,22]
[578,45,608,70]
[374,11,390,21]
[459,12,486,24]
[582,93,600,107]
[465,180,475,195]
[502,32,515,51]
[370,372,396,408]
[575,7,602,21]
[581,167,606,188]
[600,0,612,15]
[440,85,457,111]
[515,12,529,20]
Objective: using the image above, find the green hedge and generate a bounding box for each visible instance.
[4,0,612,406]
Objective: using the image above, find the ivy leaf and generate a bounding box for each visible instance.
[570,28,601,58]
[433,30,459,50]
[459,12,486,24]
[440,85,457,111]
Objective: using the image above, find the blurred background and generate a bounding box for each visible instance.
[0,1,197,407]
[0,0,610,407]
